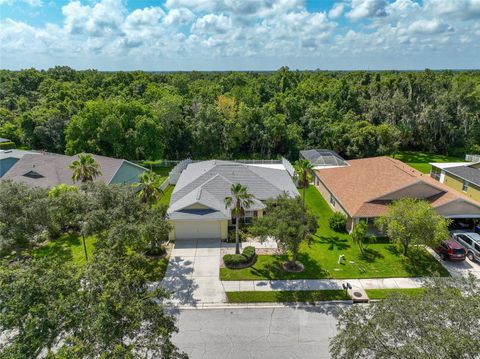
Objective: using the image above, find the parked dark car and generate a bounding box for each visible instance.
[435,240,466,261]
[451,231,480,262]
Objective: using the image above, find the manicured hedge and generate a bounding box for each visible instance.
[0,141,15,150]
[223,246,256,268]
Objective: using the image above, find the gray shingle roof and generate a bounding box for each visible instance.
[168,160,299,221]
[445,165,480,187]
[0,138,11,143]
[1,152,140,188]
[300,149,347,167]
[0,149,38,160]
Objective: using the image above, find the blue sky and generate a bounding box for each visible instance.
[0,0,479,71]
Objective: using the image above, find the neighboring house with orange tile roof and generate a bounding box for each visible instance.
[314,156,480,233]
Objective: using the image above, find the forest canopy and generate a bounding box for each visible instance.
[0,66,479,161]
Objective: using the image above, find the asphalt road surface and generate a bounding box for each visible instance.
[172,304,343,359]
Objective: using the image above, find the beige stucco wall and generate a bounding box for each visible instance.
[220,220,228,240]
[314,176,350,218]
[443,173,480,202]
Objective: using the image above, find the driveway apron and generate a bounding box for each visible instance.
[162,238,226,305]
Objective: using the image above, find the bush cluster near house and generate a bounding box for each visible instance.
[1,68,479,161]
[329,212,348,232]
[223,246,256,268]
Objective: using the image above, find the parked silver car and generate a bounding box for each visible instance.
[451,231,480,262]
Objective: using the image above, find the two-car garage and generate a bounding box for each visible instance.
[172,220,225,240]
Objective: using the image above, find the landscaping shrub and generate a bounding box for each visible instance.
[0,141,15,150]
[329,212,347,232]
[223,246,256,268]
[227,226,250,243]
[145,245,166,257]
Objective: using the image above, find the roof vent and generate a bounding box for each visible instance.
[23,170,44,179]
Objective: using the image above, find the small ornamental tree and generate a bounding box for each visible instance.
[251,194,318,272]
[225,183,255,255]
[136,171,164,206]
[375,198,450,256]
[350,221,372,255]
[141,205,171,256]
[295,159,313,206]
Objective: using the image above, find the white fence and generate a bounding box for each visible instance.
[282,157,295,177]
[234,159,282,164]
[168,158,193,184]
[465,154,480,162]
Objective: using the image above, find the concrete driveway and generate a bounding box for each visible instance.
[173,305,341,359]
[427,248,480,279]
[162,238,226,305]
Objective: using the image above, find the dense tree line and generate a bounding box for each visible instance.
[0,66,479,160]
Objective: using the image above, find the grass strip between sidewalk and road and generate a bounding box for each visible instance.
[365,288,425,299]
[226,290,350,303]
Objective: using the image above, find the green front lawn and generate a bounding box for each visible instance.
[394,151,464,173]
[34,233,96,266]
[33,233,168,281]
[366,288,426,299]
[226,290,350,303]
[220,186,449,281]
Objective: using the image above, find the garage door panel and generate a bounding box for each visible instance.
[174,221,221,240]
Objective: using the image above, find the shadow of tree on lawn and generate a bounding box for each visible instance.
[358,247,384,263]
[248,252,330,280]
[316,235,351,251]
[386,244,450,277]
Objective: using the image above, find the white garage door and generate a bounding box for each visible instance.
[174,221,221,240]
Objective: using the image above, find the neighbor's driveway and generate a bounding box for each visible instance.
[162,238,226,305]
[427,247,480,279]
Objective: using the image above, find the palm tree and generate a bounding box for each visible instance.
[225,183,254,255]
[296,159,313,207]
[136,171,164,206]
[69,153,102,183]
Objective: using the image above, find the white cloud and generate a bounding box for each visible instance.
[192,13,232,34]
[329,3,345,18]
[425,0,480,20]
[62,0,125,37]
[0,0,479,70]
[0,0,42,6]
[346,0,388,20]
[408,19,453,34]
[163,7,195,26]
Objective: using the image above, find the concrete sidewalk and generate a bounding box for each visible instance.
[222,277,428,292]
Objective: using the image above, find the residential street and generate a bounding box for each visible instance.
[172,305,342,359]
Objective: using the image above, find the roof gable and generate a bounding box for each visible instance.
[373,180,445,201]
[316,156,480,217]
[169,160,297,220]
